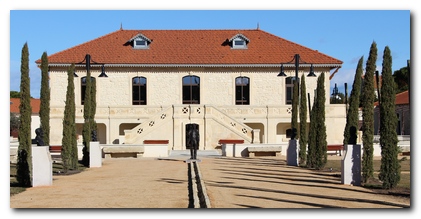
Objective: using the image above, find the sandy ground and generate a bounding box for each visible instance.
[10,155,410,209]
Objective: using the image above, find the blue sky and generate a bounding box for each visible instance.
[8,9,411,99]
[2,1,419,217]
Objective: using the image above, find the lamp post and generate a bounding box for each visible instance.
[75,54,106,166]
[74,54,108,78]
[331,83,340,104]
[278,54,316,140]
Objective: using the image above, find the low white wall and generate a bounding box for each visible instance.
[100,144,168,158]
[143,144,168,157]
[221,144,249,157]
[222,143,285,157]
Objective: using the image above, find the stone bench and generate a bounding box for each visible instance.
[218,139,244,144]
[144,140,169,144]
[102,146,144,158]
[49,145,62,154]
[327,144,344,156]
[247,146,282,157]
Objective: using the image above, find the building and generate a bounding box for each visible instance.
[10,98,41,139]
[374,90,410,135]
[36,28,347,151]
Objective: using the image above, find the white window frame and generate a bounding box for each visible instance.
[133,37,149,49]
[232,38,247,49]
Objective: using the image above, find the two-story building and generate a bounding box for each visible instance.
[36,28,346,151]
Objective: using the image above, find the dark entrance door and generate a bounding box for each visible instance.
[186,123,199,149]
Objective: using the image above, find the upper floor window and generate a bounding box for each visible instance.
[235,76,250,105]
[183,75,200,104]
[127,33,151,49]
[229,34,249,49]
[285,76,297,105]
[132,77,147,105]
[81,76,95,105]
[134,39,148,48]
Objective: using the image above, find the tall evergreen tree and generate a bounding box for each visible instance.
[291,76,299,139]
[362,42,377,182]
[90,78,97,141]
[343,56,363,146]
[378,46,400,189]
[17,42,32,187]
[299,74,307,166]
[82,68,92,167]
[61,64,78,172]
[306,93,317,168]
[39,52,50,146]
[313,72,327,169]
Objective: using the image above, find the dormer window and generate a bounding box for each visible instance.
[229,34,250,49]
[128,33,152,49]
[135,39,147,48]
[234,39,246,47]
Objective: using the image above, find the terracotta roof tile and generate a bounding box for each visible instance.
[36,29,343,66]
[374,90,409,106]
[10,98,40,114]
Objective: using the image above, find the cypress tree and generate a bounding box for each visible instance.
[39,52,50,146]
[17,42,32,187]
[62,64,78,172]
[343,57,363,146]
[299,74,307,166]
[314,72,327,169]
[291,76,299,139]
[378,46,400,189]
[90,78,97,141]
[82,69,92,167]
[307,87,318,168]
[362,42,377,182]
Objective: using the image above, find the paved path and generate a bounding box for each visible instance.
[10,151,410,208]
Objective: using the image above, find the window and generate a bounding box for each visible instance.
[81,76,95,105]
[232,38,247,49]
[132,77,147,105]
[229,34,249,49]
[134,39,148,49]
[285,77,296,105]
[183,76,200,104]
[128,33,151,49]
[235,77,250,105]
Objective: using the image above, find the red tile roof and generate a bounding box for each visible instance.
[374,90,409,106]
[10,98,40,114]
[36,29,342,66]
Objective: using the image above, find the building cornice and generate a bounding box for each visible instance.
[43,63,341,68]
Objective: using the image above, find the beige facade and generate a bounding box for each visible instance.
[48,65,347,150]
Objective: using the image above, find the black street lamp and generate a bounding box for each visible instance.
[331,83,340,104]
[277,54,317,79]
[74,54,108,78]
[277,54,317,140]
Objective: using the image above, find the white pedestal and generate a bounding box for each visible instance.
[341,144,361,186]
[286,139,299,166]
[32,146,53,187]
[90,142,102,168]
[221,144,248,157]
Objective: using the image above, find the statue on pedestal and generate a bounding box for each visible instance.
[187,125,199,160]
[35,128,45,146]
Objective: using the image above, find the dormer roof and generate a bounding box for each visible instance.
[228,33,250,43]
